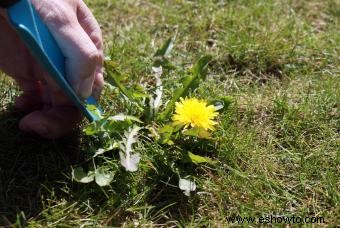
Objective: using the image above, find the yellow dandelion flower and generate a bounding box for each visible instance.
[173,97,218,131]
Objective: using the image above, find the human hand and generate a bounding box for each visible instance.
[0,0,104,139]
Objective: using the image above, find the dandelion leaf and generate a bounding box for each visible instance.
[119,126,142,172]
[179,178,196,196]
[187,152,213,165]
[72,167,94,184]
[159,55,213,121]
[183,127,212,139]
[95,167,114,186]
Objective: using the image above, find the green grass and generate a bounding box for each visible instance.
[0,0,339,226]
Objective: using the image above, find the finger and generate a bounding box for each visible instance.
[77,1,105,99]
[18,80,82,139]
[32,0,101,98]
[14,79,43,112]
[92,70,105,99]
[19,106,82,139]
[0,15,54,109]
[77,0,103,52]
[0,16,47,112]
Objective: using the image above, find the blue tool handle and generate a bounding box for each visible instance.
[6,0,101,122]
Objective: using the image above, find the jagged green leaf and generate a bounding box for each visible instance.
[119,126,142,172]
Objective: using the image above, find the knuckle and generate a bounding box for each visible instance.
[91,33,103,50]
[33,1,71,28]
[41,10,67,27]
[83,49,101,65]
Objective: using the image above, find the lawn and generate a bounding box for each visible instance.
[0,0,339,226]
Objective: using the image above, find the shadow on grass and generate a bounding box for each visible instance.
[0,110,84,225]
[0,110,206,226]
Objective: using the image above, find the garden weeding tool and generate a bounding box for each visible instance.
[1,0,101,121]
